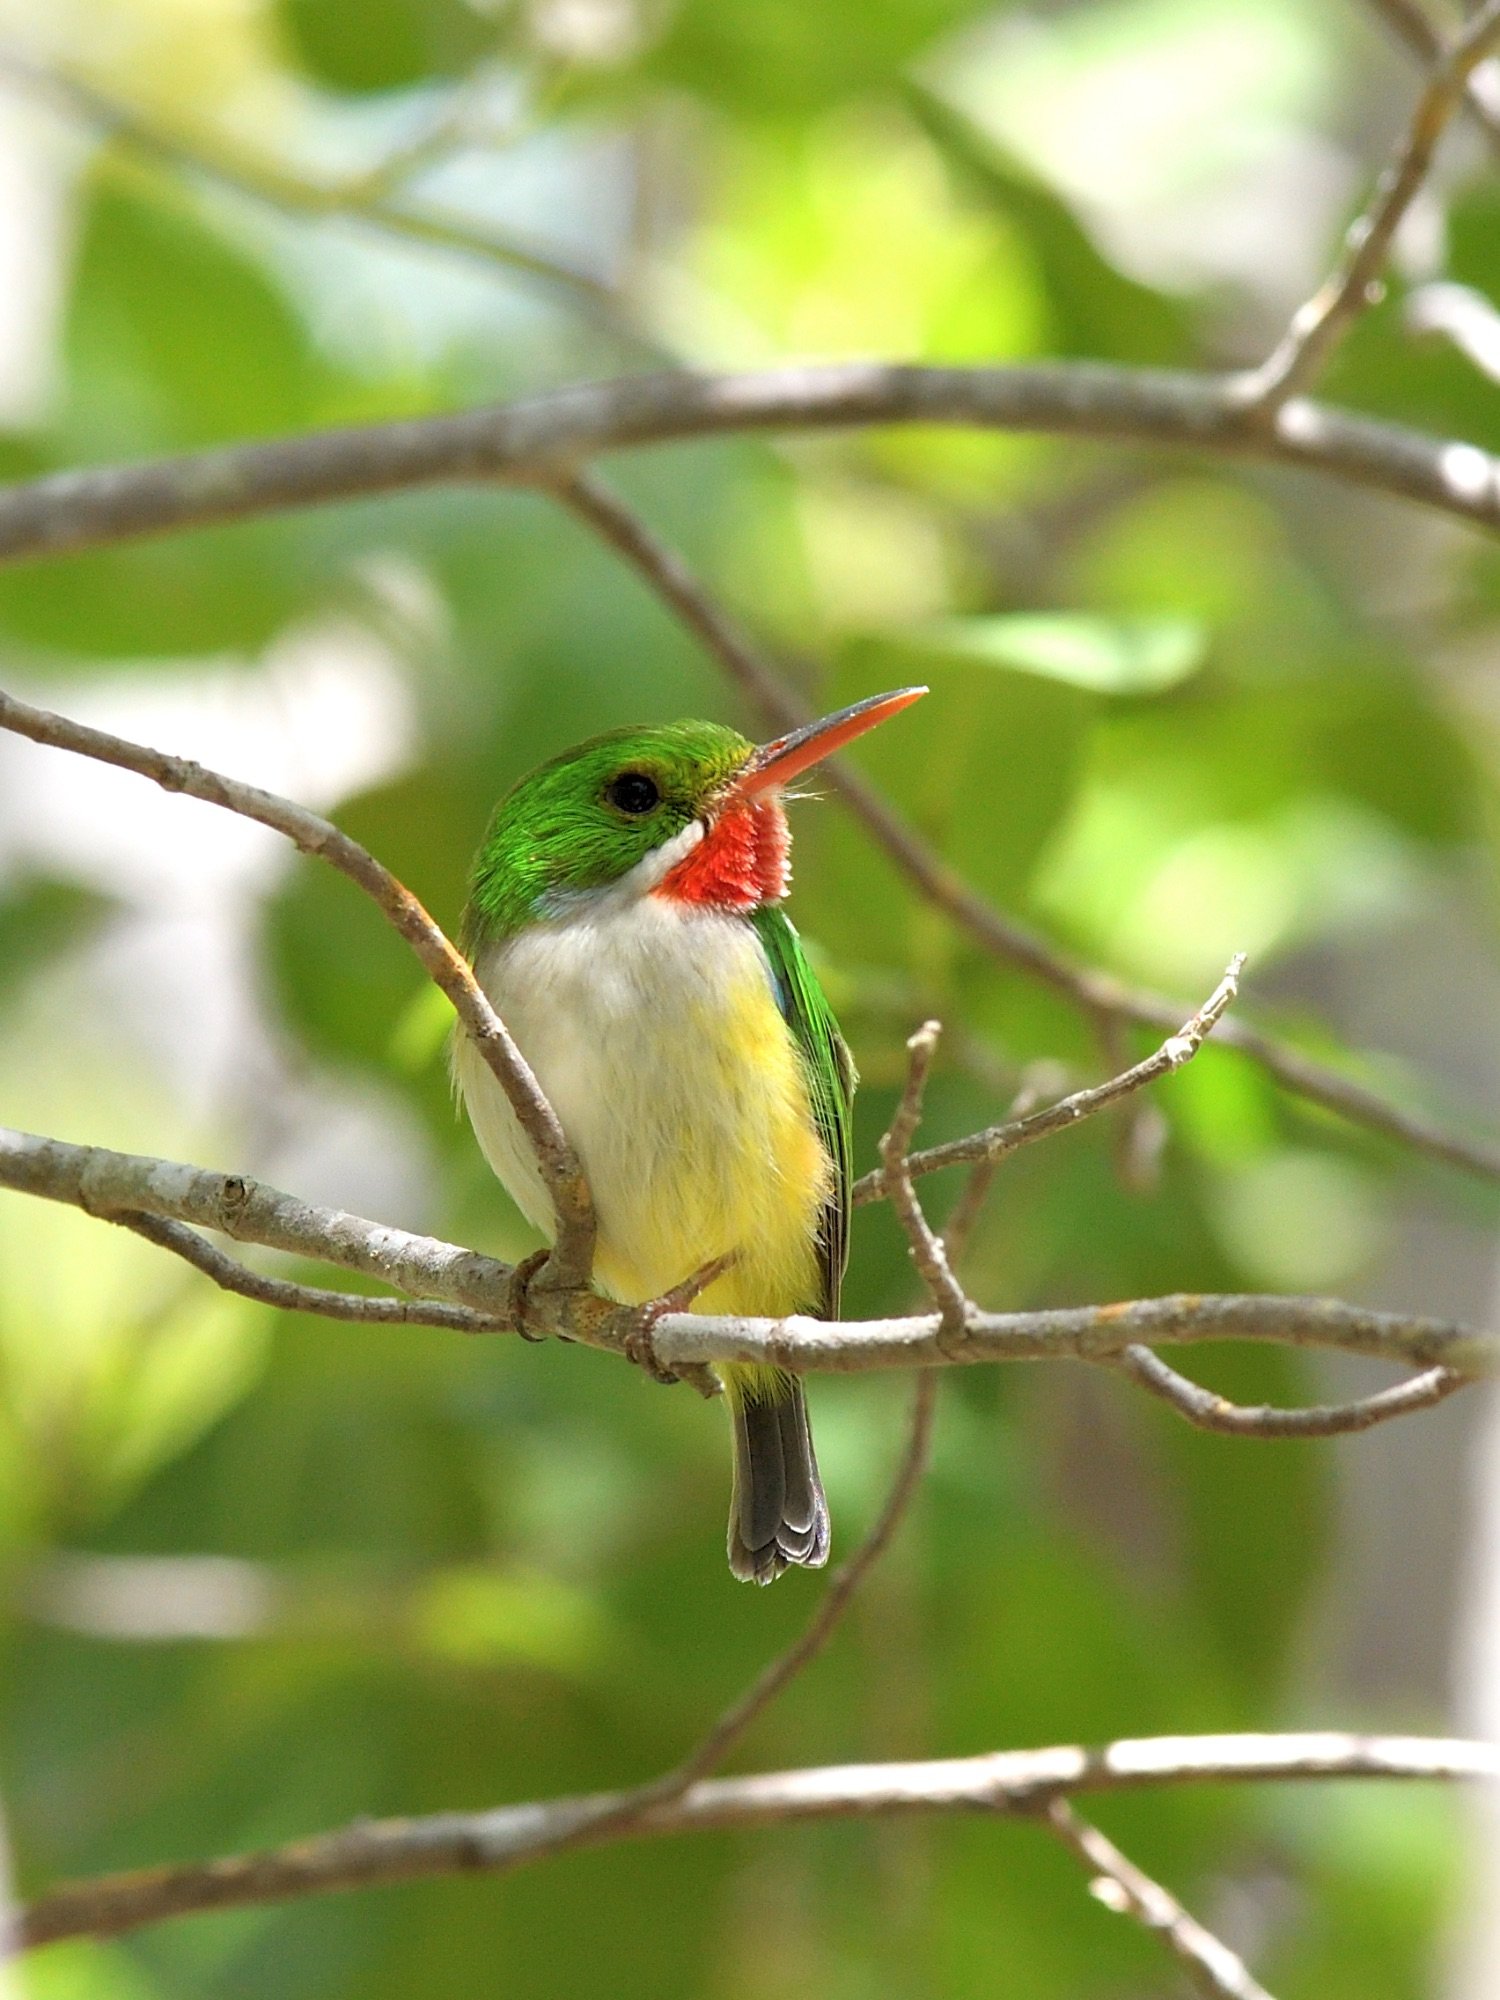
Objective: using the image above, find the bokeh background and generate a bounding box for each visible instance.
[2,0,1500,1994]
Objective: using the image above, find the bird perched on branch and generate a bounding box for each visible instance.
[455,687,925,1582]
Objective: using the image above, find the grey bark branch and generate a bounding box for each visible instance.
[20,1732,1500,1949]
[655,1292,1495,1379]
[1116,1343,1468,1437]
[1365,0,1500,151]
[0,1124,523,1320]
[1043,1798,1272,2000]
[116,1212,505,1334]
[2,1123,1495,1378]
[2,365,1500,573]
[877,1022,970,1338]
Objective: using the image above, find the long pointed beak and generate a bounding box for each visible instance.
[737,686,927,799]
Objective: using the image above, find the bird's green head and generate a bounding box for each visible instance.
[462,689,925,946]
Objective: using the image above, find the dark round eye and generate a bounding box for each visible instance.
[605,771,661,816]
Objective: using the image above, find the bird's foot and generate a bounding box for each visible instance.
[624,1306,681,1385]
[506,1248,554,1341]
[622,1254,737,1391]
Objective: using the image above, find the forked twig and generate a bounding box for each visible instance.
[878,1022,971,1340]
[1239,0,1500,410]
[854,957,1245,1203]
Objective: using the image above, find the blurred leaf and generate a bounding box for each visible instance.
[279,0,494,94]
[902,611,1208,694]
[906,83,1194,363]
[0,879,111,1001]
[0,171,332,655]
[411,1563,616,1674]
[59,175,318,453]
[1269,1784,1464,2000]
[684,114,1044,363]
[267,779,434,1077]
[641,0,975,116]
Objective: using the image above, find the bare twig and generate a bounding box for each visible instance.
[1043,1798,1272,2000]
[1362,0,1500,156]
[0,1125,528,1322]
[877,1023,970,1339]
[0,53,619,316]
[855,957,1245,1204]
[1116,1343,1469,1437]
[20,1732,1500,1948]
[1239,0,1500,410]
[1,365,1500,570]
[115,1212,504,1335]
[649,1372,939,1803]
[0,688,596,1289]
[553,467,812,730]
[337,63,531,204]
[5,1123,1500,1379]
[645,1292,1500,1380]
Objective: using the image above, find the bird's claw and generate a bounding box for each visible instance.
[506,1248,554,1341]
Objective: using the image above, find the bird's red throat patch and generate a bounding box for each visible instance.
[654,797,790,911]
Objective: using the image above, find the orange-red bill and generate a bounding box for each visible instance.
[738,686,927,798]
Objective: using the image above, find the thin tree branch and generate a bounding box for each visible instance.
[1042,1797,1272,2000]
[1364,0,1500,151]
[0,1124,529,1321]
[0,53,620,315]
[4,1123,1499,1378]
[552,466,819,733]
[2,364,1500,572]
[1115,1343,1468,1437]
[115,1212,505,1334]
[1368,0,1500,130]
[650,1292,1500,1379]
[0,687,596,1289]
[853,957,1246,1204]
[877,1022,970,1338]
[1239,0,1500,410]
[19,1732,1500,1948]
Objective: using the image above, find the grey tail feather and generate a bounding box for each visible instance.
[727,1377,831,1586]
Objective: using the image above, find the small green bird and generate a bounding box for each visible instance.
[456,687,925,1583]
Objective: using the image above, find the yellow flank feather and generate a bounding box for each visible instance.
[595,966,826,1317]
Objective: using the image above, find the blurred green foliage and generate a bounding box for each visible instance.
[0,0,1494,1995]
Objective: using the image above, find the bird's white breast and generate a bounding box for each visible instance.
[455,896,829,1314]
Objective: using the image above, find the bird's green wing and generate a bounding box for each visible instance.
[751,904,855,1318]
